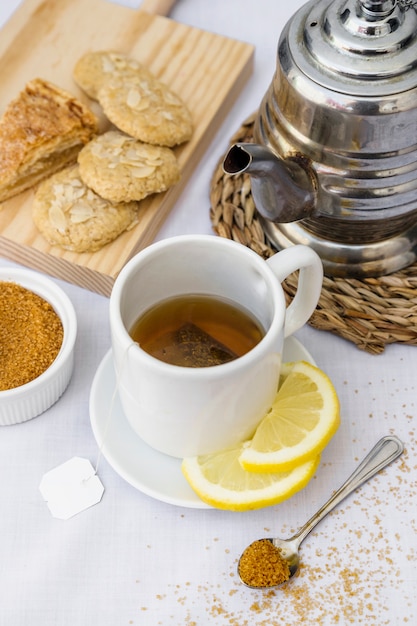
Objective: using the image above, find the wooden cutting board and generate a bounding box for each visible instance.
[0,0,254,296]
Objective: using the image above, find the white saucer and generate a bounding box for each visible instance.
[89,337,316,509]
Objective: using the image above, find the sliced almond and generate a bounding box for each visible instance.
[138,79,152,93]
[131,165,156,178]
[128,146,164,166]
[125,148,144,161]
[163,90,182,106]
[49,204,67,233]
[68,184,86,200]
[86,189,99,202]
[90,143,103,157]
[101,56,115,74]
[126,88,149,110]
[109,53,141,73]
[70,203,95,223]
[105,133,126,148]
[62,184,76,204]
[143,156,164,166]
[52,183,65,197]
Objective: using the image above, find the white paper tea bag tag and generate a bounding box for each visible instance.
[39,457,104,520]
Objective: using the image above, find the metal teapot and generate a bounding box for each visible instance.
[223,0,417,277]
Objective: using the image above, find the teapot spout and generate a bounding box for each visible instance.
[223,143,316,223]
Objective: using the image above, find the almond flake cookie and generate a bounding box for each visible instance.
[32,165,139,252]
[77,131,181,203]
[97,75,193,147]
[73,50,154,100]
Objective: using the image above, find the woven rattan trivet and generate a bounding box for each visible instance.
[209,113,417,354]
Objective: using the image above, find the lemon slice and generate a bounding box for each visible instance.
[239,361,340,473]
[181,445,320,511]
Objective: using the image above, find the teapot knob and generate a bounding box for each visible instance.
[358,0,396,16]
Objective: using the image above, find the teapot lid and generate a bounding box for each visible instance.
[288,0,417,95]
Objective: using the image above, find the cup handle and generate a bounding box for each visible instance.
[266,245,323,338]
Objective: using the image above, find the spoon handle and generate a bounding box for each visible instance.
[293,435,404,547]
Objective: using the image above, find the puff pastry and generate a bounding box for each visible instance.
[0,78,98,202]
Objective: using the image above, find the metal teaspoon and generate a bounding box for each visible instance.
[238,435,404,589]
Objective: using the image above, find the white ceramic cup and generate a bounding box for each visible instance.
[109,235,323,458]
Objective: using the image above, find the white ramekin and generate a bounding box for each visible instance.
[0,268,77,425]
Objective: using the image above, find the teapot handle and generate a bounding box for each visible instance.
[266,245,323,338]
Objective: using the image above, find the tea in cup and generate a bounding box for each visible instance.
[109,235,323,458]
[129,292,265,368]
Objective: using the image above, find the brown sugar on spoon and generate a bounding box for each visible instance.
[238,539,291,588]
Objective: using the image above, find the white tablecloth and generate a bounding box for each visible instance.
[1,1,416,624]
